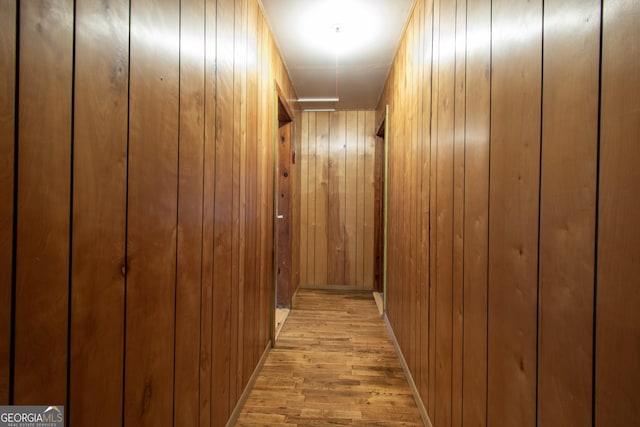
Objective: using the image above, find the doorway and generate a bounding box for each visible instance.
[374,106,388,312]
[274,85,294,340]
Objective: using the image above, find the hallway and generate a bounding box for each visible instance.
[235,290,424,426]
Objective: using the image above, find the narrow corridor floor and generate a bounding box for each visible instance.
[235,289,424,426]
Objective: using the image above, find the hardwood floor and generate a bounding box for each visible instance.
[235,289,424,426]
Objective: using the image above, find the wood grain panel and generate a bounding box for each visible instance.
[0,0,16,405]
[200,0,217,424]
[258,13,271,353]
[537,1,600,425]
[435,0,456,423]
[70,0,128,424]
[244,0,258,389]
[462,0,490,425]
[356,111,366,287]
[409,15,421,380]
[229,0,244,406]
[307,113,317,286]
[300,113,309,286]
[124,0,180,425]
[212,0,234,421]
[428,0,441,414]
[419,0,434,407]
[175,0,205,423]
[14,0,73,404]
[327,111,345,285]
[300,110,375,289]
[314,113,329,286]
[346,111,358,287]
[488,0,542,425]
[451,1,466,425]
[596,0,640,425]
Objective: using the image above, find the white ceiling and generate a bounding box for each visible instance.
[260,0,415,110]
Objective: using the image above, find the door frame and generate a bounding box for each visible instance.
[375,105,389,312]
[271,83,294,344]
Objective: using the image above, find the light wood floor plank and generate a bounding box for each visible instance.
[235,289,424,426]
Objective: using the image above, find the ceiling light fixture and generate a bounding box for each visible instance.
[297,97,339,102]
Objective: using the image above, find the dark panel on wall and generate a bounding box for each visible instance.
[124,0,180,425]
[487,0,542,425]
[0,0,16,405]
[537,0,600,425]
[462,0,491,425]
[14,0,73,405]
[174,0,206,424]
[596,0,640,425]
[70,0,128,424]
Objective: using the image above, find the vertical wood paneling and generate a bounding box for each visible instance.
[409,15,421,379]
[299,111,375,290]
[328,111,346,285]
[538,1,600,425]
[419,0,433,408]
[300,113,309,285]
[199,0,216,424]
[229,0,244,406]
[488,1,542,425]
[314,113,329,286]
[70,0,128,424]
[435,0,456,424]
[7,1,295,426]
[462,0,491,425]
[380,1,639,427]
[596,0,640,425]
[451,0,467,425]
[243,0,258,388]
[307,112,317,286]
[14,0,73,404]
[0,0,16,405]
[124,0,180,425]
[175,0,205,423]
[213,0,234,421]
[346,111,358,286]
[356,111,366,287]
[428,0,441,415]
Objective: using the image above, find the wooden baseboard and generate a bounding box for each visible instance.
[225,341,271,427]
[383,314,433,427]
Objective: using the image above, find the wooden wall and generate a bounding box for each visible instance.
[0,1,296,426]
[377,0,640,426]
[299,110,376,289]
